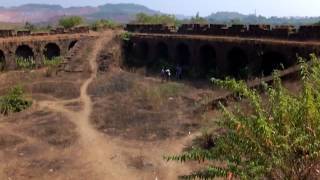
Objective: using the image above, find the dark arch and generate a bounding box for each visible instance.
[176,43,191,67]
[0,50,5,71]
[261,51,289,76]
[155,42,169,62]
[227,47,249,78]
[44,43,60,60]
[135,41,149,61]
[68,40,78,50]
[15,45,34,59]
[199,44,217,77]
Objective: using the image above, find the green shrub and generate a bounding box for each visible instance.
[166,55,320,179]
[0,86,32,115]
[121,32,132,41]
[16,57,36,70]
[59,16,84,29]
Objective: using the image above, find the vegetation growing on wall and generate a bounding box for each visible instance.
[0,86,32,115]
[167,55,320,179]
[16,57,36,70]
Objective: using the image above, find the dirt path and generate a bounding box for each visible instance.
[37,31,131,179]
[35,30,192,180]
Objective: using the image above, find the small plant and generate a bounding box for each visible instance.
[43,56,62,67]
[121,32,132,41]
[43,56,62,77]
[0,86,32,115]
[16,57,36,70]
[166,55,320,180]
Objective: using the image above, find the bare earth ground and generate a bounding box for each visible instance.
[0,30,220,180]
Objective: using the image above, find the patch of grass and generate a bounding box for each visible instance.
[43,56,62,77]
[16,57,36,70]
[0,86,32,115]
[135,82,186,109]
[43,56,62,67]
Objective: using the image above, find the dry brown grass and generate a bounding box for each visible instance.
[90,70,205,141]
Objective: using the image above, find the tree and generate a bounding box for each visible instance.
[167,55,320,179]
[189,12,208,24]
[59,16,84,29]
[24,22,35,31]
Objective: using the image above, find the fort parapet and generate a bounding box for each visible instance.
[124,24,320,79]
[125,24,320,40]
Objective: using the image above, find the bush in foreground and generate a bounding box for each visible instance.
[167,55,320,179]
[0,86,32,115]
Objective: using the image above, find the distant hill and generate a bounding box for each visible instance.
[0,3,159,24]
[0,3,319,25]
[87,3,160,23]
[206,12,320,25]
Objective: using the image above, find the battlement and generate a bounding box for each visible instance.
[0,26,90,38]
[125,24,320,40]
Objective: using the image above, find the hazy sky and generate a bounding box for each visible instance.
[2,0,320,17]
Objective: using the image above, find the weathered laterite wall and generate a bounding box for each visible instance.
[126,31,320,78]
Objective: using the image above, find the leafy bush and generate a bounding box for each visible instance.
[0,86,32,115]
[59,16,84,29]
[16,57,36,70]
[166,55,320,179]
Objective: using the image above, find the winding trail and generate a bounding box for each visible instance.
[37,31,131,179]
[35,30,192,180]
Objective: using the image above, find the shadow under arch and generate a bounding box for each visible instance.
[44,43,61,60]
[227,47,249,78]
[199,44,217,78]
[175,43,191,67]
[152,41,171,69]
[135,41,149,61]
[0,50,5,71]
[260,51,290,76]
[15,45,34,59]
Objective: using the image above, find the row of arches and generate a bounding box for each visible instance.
[0,40,78,71]
[130,41,293,78]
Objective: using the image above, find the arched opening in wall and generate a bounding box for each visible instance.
[0,50,5,71]
[44,43,60,60]
[227,47,249,78]
[176,43,190,67]
[155,42,169,65]
[199,44,217,78]
[15,45,34,60]
[261,51,289,76]
[135,41,149,61]
[68,40,78,50]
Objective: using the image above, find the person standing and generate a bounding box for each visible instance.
[176,65,182,80]
[161,67,166,82]
[165,68,171,81]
